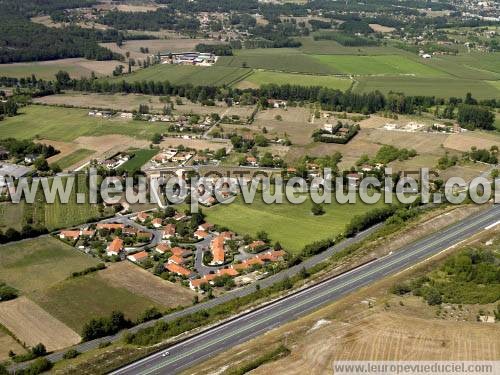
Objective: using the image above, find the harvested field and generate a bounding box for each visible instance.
[369,23,396,33]
[0,58,123,79]
[443,132,500,152]
[0,328,26,361]
[159,137,228,151]
[33,92,239,117]
[0,297,80,351]
[99,262,196,307]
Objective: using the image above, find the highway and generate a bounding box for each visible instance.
[112,204,500,375]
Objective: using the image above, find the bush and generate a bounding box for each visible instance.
[63,349,79,359]
[425,288,443,305]
[81,311,131,341]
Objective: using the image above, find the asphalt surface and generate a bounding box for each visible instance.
[111,204,500,375]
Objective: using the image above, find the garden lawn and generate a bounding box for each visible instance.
[204,195,385,253]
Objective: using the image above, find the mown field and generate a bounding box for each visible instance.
[52,148,94,169]
[32,273,163,333]
[110,64,253,86]
[0,237,98,294]
[312,54,446,76]
[217,49,333,74]
[237,70,353,90]
[204,195,385,253]
[118,148,159,173]
[0,105,169,142]
[353,76,500,99]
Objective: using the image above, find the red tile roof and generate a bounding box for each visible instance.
[217,268,239,277]
[97,223,125,230]
[168,255,185,265]
[211,235,225,263]
[107,237,124,253]
[165,263,191,276]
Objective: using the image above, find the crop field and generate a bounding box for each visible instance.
[99,262,196,308]
[111,64,252,86]
[0,105,171,142]
[353,76,500,99]
[204,196,385,253]
[118,148,159,172]
[237,70,353,90]
[0,202,24,231]
[297,37,408,55]
[0,327,26,361]
[51,148,95,169]
[217,49,333,74]
[0,237,98,294]
[32,273,163,333]
[0,58,123,79]
[312,54,446,76]
[0,297,81,351]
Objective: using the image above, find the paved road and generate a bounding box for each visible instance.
[112,204,500,375]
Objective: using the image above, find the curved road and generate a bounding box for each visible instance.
[112,204,500,375]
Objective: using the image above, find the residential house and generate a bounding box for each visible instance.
[246,240,267,252]
[162,224,176,239]
[194,230,209,239]
[210,235,226,265]
[198,223,214,232]
[127,251,149,263]
[168,254,185,265]
[135,212,151,223]
[165,263,192,277]
[59,230,81,241]
[155,243,170,254]
[217,268,239,277]
[97,223,125,231]
[152,218,163,228]
[107,237,124,256]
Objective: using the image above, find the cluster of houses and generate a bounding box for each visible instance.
[98,153,130,170]
[151,148,195,167]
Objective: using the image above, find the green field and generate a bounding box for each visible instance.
[312,54,447,76]
[354,76,500,99]
[217,49,333,74]
[0,202,24,231]
[204,195,384,253]
[238,70,353,90]
[32,273,161,332]
[53,148,94,169]
[111,64,252,86]
[0,105,170,142]
[0,237,98,294]
[0,62,90,80]
[118,148,159,173]
[297,37,406,55]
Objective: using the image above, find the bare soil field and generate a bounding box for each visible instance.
[39,134,149,166]
[159,137,227,151]
[98,262,196,308]
[369,23,396,33]
[443,132,500,152]
[75,135,150,159]
[34,92,237,117]
[0,58,123,79]
[0,297,81,351]
[0,329,26,361]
